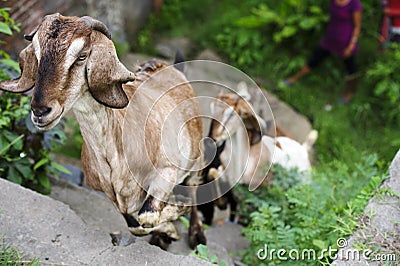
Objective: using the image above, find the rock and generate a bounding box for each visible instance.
[154,37,193,59]
[331,150,400,265]
[49,177,128,234]
[57,164,84,186]
[120,53,172,72]
[166,219,235,266]
[262,90,313,143]
[0,178,212,265]
[84,0,152,44]
[195,49,224,62]
[50,177,236,265]
[205,223,250,263]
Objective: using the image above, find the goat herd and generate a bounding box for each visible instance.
[0,14,317,251]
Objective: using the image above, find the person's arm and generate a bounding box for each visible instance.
[343,9,362,58]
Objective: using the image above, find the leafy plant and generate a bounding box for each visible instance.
[366,43,400,122]
[234,2,328,43]
[241,154,386,265]
[0,8,20,80]
[191,244,228,266]
[53,117,82,159]
[0,5,69,194]
[0,7,19,36]
[0,92,70,194]
[215,27,266,69]
[234,164,304,225]
[334,173,390,237]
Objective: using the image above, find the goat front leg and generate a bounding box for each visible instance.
[137,167,181,228]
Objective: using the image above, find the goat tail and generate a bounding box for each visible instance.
[302,129,318,152]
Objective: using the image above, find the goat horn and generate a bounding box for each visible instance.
[79,16,112,39]
[24,13,61,41]
[24,25,39,41]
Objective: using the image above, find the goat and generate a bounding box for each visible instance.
[199,89,317,224]
[0,13,206,250]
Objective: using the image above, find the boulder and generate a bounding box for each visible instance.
[0,178,212,265]
[154,37,193,59]
[332,150,400,265]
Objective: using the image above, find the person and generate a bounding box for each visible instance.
[379,0,400,49]
[283,0,363,104]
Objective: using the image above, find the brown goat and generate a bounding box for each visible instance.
[0,13,206,250]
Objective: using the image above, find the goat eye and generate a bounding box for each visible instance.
[77,53,87,61]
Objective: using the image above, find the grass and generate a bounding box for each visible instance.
[0,240,39,266]
[274,73,400,165]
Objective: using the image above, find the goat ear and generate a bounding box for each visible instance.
[86,33,135,108]
[237,102,262,131]
[237,100,255,121]
[0,44,37,93]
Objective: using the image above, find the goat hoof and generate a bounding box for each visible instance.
[149,223,180,250]
[188,225,207,249]
[215,197,229,210]
[138,211,161,228]
[149,231,174,251]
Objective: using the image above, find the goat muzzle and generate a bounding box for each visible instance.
[30,101,64,130]
[31,106,52,118]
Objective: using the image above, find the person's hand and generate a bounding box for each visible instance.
[343,43,355,58]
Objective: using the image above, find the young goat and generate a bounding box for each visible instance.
[0,13,206,250]
[200,90,317,224]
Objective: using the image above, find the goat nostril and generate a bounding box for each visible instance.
[32,106,52,117]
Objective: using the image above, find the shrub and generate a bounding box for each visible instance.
[0,92,70,194]
[240,154,386,265]
[366,43,400,122]
[234,2,328,44]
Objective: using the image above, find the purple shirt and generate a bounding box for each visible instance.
[320,0,363,56]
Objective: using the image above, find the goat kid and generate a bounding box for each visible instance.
[0,13,206,250]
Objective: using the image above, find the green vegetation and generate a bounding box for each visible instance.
[0,92,70,194]
[191,244,229,266]
[0,6,70,193]
[0,0,398,264]
[137,0,400,265]
[366,42,400,122]
[235,158,388,265]
[0,240,39,266]
[138,0,398,166]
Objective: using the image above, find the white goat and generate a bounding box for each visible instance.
[0,13,206,250]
